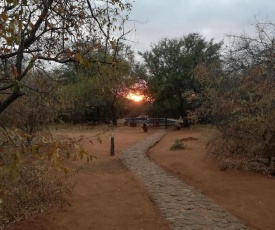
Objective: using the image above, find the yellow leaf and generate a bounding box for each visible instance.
[110,40,116,50]
[50,148,60,161]
[18,20,22,31]
[82,58,90,69]
[1,12,8,22]
[9,20,15,33]
[75,53,82,62]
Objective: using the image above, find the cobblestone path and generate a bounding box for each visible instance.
[120,130,249,230]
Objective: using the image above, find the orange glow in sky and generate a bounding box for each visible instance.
[127,93,144,102]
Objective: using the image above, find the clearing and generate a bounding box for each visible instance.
[6,125,275,230]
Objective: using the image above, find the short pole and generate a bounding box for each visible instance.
[110,133,115,156]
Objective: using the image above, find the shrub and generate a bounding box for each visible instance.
[194,64,275,173]
[192,20,275,175]
[0,154,74,228]
[0,75,61,144]
[170,139,186,151]
[194,67,275,174]
[0,127,95,228]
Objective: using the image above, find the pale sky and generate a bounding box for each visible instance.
[125,0,275,59]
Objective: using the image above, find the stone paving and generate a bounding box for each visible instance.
[119,130,249,230]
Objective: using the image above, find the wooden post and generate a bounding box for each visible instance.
[165,117,168,129]
[110,133,115,156]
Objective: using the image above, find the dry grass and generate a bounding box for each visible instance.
[201,126,275,175]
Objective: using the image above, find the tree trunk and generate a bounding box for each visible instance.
[110,95,117,126]
[0,84,24,114]
[111,104,117,126]
[178,96,189,127]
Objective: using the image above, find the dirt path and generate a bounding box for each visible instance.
[120,130,248,229]
[7,125,170,230]
[148,127,275,230]
[6,125,275,230]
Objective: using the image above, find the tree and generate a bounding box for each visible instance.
[0,71,61,143]
[0,1,134,224]
[95,60,132,125]
[194,20,275,173]
[224,19,275,76]
[0,0,132,114]
[60,44,139,125]
[140,33,223,123]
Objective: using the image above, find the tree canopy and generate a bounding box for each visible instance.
[140,33,223,121]
[193,20,275,173]
[60,44,139,125]
[0,0,132,114]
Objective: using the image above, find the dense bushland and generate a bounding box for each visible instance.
[193,21,275,174]
[0,126,96,228]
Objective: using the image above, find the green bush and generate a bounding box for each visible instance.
[170,139,186,151]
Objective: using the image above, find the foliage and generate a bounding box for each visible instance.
[194,20,275,174]
[60,45,140,125]
[0,0,132,224]
[140,33,223,121]
[95,59,131,124]
[0,157,72,228]
[0,0,133,114]
[0,125,99,227]
[0,72,61,142]
[60,76,105,123]
[170,139,186,151]
[127,63,151,101]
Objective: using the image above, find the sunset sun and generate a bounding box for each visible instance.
[127,93,144,102]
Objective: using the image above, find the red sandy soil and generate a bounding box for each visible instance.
[148,127,275,230]
[6,125,275,230]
